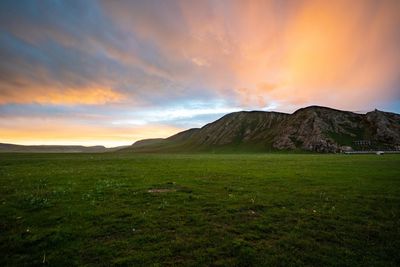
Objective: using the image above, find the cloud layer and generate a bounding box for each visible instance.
[0,0,399,146]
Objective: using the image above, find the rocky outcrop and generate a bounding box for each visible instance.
[365,110,400,145]
[124,106,400,153]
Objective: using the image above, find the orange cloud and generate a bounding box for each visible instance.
[115,0,399,110]
[273,0,400,108]
[34,87,123,105]
[0,83,124,105]
[223,0,400,110]
[1,0,399,146]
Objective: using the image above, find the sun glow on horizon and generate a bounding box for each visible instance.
[0,0,399,146]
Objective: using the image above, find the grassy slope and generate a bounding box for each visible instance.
[121,139,278,153]
[0,153,399,266]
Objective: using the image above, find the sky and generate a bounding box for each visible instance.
[0,0,399,147]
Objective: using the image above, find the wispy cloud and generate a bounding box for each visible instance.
[0,0,399,145]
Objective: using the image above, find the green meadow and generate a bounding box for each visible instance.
[0,153,399,266]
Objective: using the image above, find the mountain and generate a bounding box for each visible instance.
[122,106,400,153]
[0,143,129,153]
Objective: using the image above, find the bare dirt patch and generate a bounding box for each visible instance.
[147,189,176,193]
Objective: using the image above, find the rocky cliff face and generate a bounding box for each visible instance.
[124,106,400,153]
[272,106,366,152]
[365,110,400,145]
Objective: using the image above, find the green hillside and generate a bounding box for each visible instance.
[121,106,400,153]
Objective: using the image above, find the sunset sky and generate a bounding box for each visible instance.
[0,0,399,147]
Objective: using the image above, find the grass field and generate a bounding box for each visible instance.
[1,153,399,266]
